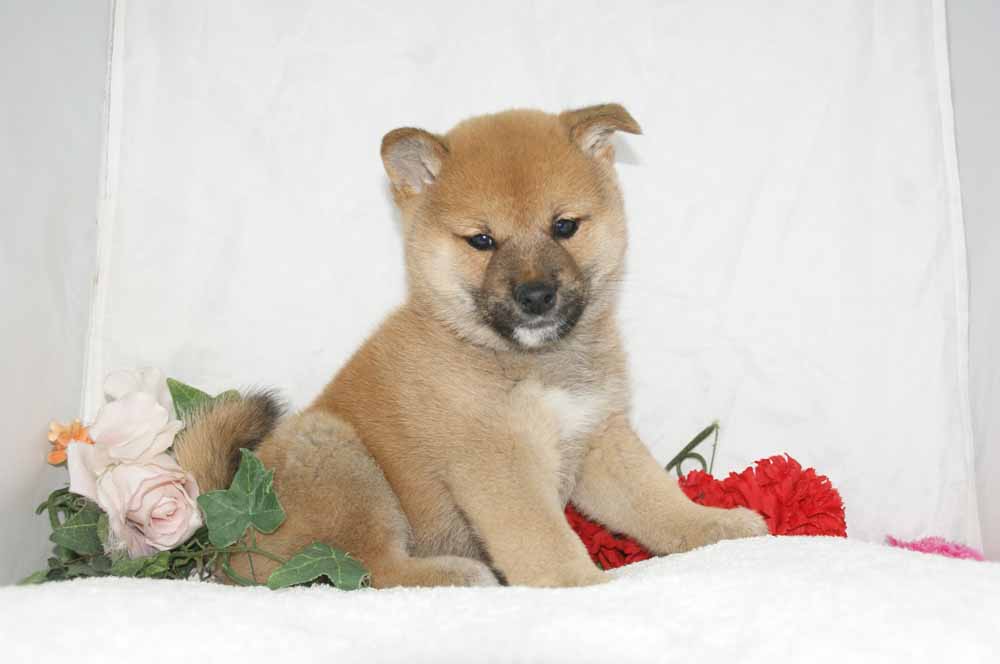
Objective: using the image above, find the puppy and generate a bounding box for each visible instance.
[176,104,767,588]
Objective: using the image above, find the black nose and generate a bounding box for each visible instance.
[514,281,558,316]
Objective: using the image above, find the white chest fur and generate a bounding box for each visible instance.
[539,386,608,501]
[506,380,610,501]
[538,387,609,442]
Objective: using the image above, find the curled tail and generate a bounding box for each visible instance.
[173,390,284,492]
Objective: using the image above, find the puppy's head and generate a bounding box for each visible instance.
[381,104,640,351]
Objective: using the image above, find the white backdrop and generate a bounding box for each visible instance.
[89,0,981,547]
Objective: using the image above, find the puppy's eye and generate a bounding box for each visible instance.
[466,234,496,251]
[552,218,579,239]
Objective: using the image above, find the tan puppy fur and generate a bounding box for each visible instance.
[175,104,768,589]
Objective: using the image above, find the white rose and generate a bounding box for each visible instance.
[95,454,202,557]
[103,367,176,418]
[66,368,186,529]
[67,391,184,499]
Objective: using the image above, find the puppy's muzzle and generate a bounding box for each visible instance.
[513,281,557,317]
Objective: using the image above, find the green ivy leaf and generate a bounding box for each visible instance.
[50,506,103,555]
[36,487,73,515]
[63,560,101,578]
[167,554,199,579]
[54,545,77,563]
[166,378,214,420]
[167,379,245,421]
[111,554,150,577]
[215,389,241,402]
[17,570,51,586]
[46,569,67,581]
[142,552,172,577]
[110,551,170,578]
[197,449,285,548]
[267,542,370,590]
[90,555,112,574]
[197,491,250,548]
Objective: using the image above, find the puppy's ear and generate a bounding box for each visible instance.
[381,127,448,197]
[559,103,641,162]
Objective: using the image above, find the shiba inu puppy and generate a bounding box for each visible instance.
[177,104,767,588]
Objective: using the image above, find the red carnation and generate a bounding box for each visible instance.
[565,504,652,569]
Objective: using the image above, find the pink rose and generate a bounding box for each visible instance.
[94,454,203,557]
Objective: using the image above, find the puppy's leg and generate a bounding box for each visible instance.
[367,554,498,588]
[448,465,604,587]
[445,382,606,588]
[571,414,768,554]
[228,410,496,588]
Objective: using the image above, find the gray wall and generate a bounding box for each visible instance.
[949,0,1000,559]
[0,1,109,583]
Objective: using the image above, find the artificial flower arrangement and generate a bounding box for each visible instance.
[22,369,369,590]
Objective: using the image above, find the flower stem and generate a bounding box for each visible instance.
[182,542,287,586]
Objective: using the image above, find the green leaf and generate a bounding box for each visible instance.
[215,389,241,402]
[166,378,214,419]
[167,555,198,579]
[17,570,51,585]
[111,555,151,577]
[110,551,170,578]
[141,552,171,577]
[46,568,67,581]
[90,555,113,574]
[50,506,103,555]
[267,542,370,590]
[167,378,246,420]
[43,552,112,581]
[64,560,102,578]
[36,487,72,515]
[197,491,251,548]
[54,545,77,563]
[198,449,285,547]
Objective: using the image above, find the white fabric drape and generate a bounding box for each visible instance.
[91,0,980,547]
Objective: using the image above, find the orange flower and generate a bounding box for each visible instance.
[47,419,93,465]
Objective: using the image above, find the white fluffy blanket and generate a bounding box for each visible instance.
[2,537,996,663]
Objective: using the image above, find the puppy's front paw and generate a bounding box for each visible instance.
[446,557,501,587]
[516,563,608,588]
[550,566,608,588]
[722,506,769,538]
[662,506,769,553]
